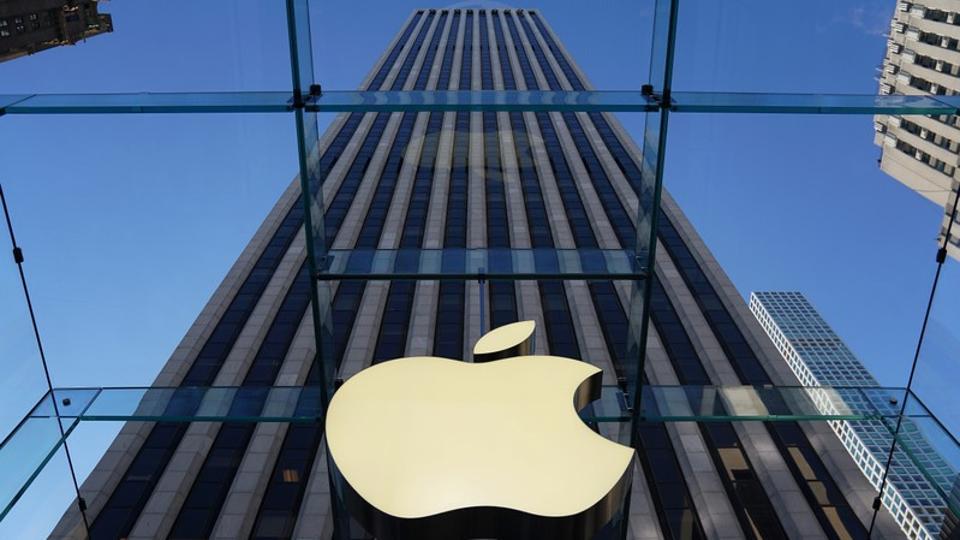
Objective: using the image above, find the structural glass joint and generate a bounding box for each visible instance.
[640,83,671,110]
[293,84,324,110]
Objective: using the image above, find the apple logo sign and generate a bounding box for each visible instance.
[326,321,635,539]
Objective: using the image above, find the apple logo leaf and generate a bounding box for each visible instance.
[326,320,635,540]
[473,320,536,362]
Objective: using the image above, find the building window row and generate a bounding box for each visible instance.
[894,139,957,176]
[921,6,960,27]
[0,11,54,34]
[905,72,954,95]
[916,29,960,53]
[898,117,960,154]
[910,51,960,82]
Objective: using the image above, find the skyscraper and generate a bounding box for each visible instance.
[0,0,112,63]
[52,9,903,539]
[875,0,960,261]
[750,291,956,540]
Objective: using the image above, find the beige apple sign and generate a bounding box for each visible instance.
[326,321,635,539]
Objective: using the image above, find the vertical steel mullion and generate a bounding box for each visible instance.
[285,2,350,538]
[629,0,680,447]
[621,1,679,539]
[285,0,333,408]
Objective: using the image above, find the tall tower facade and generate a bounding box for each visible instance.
[875,0,960,261]
[750,291,955,540]
[52,9,902,540]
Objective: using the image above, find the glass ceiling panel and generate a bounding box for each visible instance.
[2,92,293,114]
[3,383,953,536]
[315,248,646,280]
[0,416,75,521]
[672,0,901,95]
[310,3,653,93]
[670,92,960,115]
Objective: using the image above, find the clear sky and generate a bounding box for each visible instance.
[1,0,958,536]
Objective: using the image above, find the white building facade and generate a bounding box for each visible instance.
[875,0,960,261]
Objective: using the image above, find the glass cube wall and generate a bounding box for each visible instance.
[1,2,960,540]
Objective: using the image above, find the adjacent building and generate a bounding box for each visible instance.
[875,0,960,261]
[0,0,112,63]
[751,291,956,540]
[52,9,903,539]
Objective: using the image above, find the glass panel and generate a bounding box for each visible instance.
[311,5,653,93]
[0,114,298,391]
[0,95,30,111]
[60,386,323,422]
[0,412,75,520]
[9,90,960,116]
[913,199,960,438]
[879,393,960,537]
[9,1,960,539]
[647,0,678,93]
[663,112,941,394]
[633,385,901,422]
[306,90,657,112]
[0,445,84,539]
[317,248,644,280]
[289,20,337,420]
[14,385,928,425]
[671,92,960,115]
[673,0,900,94]
[3,92,292,114]
[285,0,315,96]
[294,105,335,407]
[662,111,955,539]
[30,389,100,419]
[625,0,678,451]
[901,187,960,536]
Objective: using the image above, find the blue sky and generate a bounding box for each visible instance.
[1,0,958,535]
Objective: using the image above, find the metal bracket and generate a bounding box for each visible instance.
[640,84,671,110]
[291,84,324,110]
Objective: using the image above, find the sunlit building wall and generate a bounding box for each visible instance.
[875,0,960,261]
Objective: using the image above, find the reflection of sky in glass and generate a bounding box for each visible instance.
[916,309,960,434]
